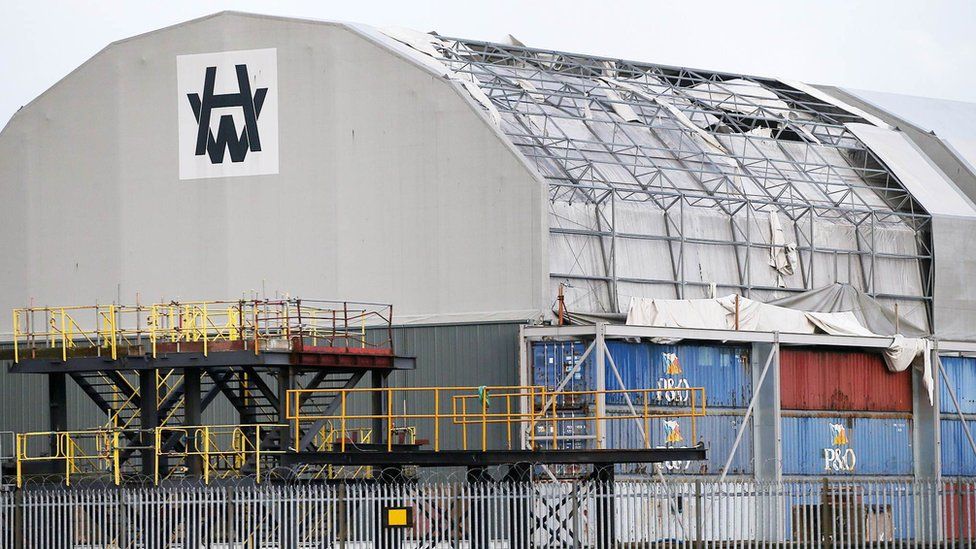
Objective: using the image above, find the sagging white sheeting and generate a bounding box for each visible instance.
[847,123,976,218]
[626,295,934,402]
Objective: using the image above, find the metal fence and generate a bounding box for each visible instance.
[0,477,974,547]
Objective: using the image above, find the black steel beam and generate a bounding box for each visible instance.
[8,351,416,374]
[281,445,706,467]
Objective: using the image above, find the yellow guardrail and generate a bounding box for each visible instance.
[15,430,121,488]
[286,385,707,453]
[11,298,394,363]
[154,424,285,485]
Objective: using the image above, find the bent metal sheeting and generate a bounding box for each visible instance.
[381,30,933,330]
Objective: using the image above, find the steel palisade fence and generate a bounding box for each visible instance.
[0,477,974,547]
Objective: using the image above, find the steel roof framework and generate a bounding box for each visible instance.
[427,36,932,325]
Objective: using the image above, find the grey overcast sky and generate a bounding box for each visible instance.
[2,0,975,126]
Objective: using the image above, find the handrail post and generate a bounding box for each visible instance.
[506,394,512,450]
[255,425,262,484]
[340,392,347,452]
[112,431,120,486]
[481,389,488,451]
[252,304,259,356]
[64,433,72,487]
[202,303,208,357]
[202,426,210,485]
[60,309,67,361]
[434,388,440,452]
[387,387,393,452]
[154,428,161,485]
[643,390,650,449]
[14,434,22,488]
[12,311,19,364]
[110,304,117,361]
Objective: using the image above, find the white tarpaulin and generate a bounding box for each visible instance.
[626,295,934,402]
[768,212,797,287]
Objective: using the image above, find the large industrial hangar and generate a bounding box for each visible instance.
[2,5,976,497]
[4,8,976,546]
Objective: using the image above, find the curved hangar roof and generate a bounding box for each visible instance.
[381,27,974,331]
[3,12,974,335]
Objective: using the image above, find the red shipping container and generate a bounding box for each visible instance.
[944,482,976,541]
[780,349,912,412]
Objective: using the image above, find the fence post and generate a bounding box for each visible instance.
[821,477,832,548]
[571,480,581,549]
[695,479,703,549]
[13,489,23,549]
[958,477,965,544]
[594,464,615,549]
[337,483,347,549]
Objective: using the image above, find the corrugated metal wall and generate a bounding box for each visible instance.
[940,356,976,476]
[942,419,976,476]
[604,341,752,408]
[781,349,912,412]
[781,415,914,476]
[941,356,976,415]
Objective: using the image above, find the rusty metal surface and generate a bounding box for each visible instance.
[781,349,912,412]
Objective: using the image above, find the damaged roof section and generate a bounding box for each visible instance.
[380,29,934,329]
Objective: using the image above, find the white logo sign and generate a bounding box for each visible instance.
[177,48,279,180]
[823,423,856,472]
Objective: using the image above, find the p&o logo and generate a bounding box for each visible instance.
[823,423,856,472]
[177,48,279,180]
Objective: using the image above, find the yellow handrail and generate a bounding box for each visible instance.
[15,429,122,488]
[286,385,706,453]
[154,424,286,485]
[11,299,395,364]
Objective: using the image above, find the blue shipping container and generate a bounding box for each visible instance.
[941,418,976,476]
[607,413,753,475]
[532,341,591,389]
[940,356,976,415]
[605,341,751,408]
[531,341,752,408]
[781,416,913,476]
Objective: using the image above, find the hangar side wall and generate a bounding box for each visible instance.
[0,13,547,331]
[817,86,976,341]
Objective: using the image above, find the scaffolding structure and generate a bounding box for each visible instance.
[407,35,932,328]
[3,299,706,487]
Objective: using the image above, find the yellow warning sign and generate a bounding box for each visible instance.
[383,506,414,528]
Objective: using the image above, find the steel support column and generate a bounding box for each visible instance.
[47,373,67,458]
[594,323,607,449]
[139,370,159,477]
[750,339,783,543]
[183,368,202,477]
[276,367,294,452]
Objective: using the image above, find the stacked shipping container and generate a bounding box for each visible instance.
[531,344,950,478]
[780,349,914,477]
[940,356,976,476]
[532,340,753,476]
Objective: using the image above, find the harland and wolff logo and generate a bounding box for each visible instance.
[177,48,279,180]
